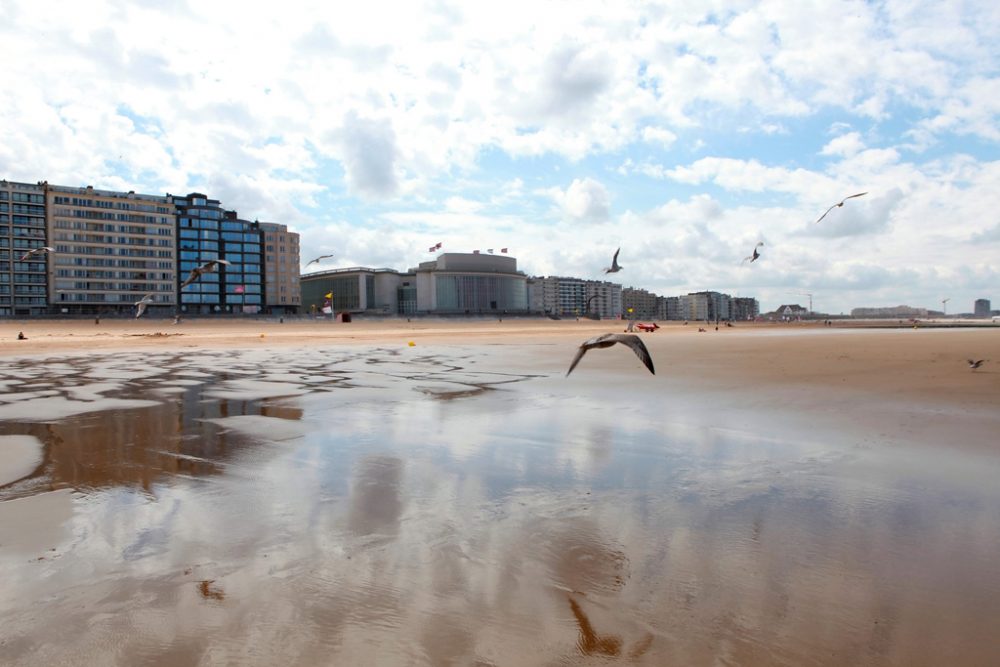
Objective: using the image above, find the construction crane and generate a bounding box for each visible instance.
[787,292,813,313]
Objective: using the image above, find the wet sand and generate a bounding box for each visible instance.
[1,319,999,665]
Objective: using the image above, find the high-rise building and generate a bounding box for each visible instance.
[974,299,991,317]
[731,297,759,321]
[48,184,177,315]
[173,193,262,314]
[259,222,301,314]
[622,286,659,319]
[0,180,49,316]
[532,276,621,318]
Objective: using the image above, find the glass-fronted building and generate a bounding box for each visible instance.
[0,180,49,316]
[173,193,262,314]
[414,253,528,314]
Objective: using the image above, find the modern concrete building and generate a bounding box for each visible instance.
[173,193,262,314]
[622,287,659,319]
[851,305,928,318]
[532,276,621,318]
[413,253,527,314]
[259,222,301,314]
[659,296,682,320]
[1,180,49,316]
[730,297,760,321]
[974,299,991,317]
[300,267,415,315]
[47,184,177,315]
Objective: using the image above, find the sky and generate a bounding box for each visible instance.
[2,0,999,314]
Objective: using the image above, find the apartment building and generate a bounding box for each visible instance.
[622,286,659,319]
[0,180,49,315]
[532,276,621,318]
[48,184,177,315]
[259,222,301,314]
[173,193,262,314]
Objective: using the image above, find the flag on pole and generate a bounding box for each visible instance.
[234,285,245,294]
[435,242,443,249]
[428,246,435,252]
[324,292,333,299]
[500,248,508,253]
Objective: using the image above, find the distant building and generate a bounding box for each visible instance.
[531,276,621,318]
[259,222,300,314]
[173,193,263,314]
[622,286,659,319]
[659,296,682,320]
[851,305,928,319]
[1,180,49,316]
[731,297,759,321]
[974,299,991,317]
[48,184,177,316]
[413,253,527,314]
[301,267,413,315]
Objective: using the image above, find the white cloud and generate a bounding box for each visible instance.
[820,132,865,158]
[338,112,400,199]
[552,178,611,223]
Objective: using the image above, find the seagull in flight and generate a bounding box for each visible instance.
[134,294,155,319]
[180,259,231,289]
[604,248,622,274]
[815,192,868,223]
[19,246,55,261]
[305,254,334,267]
[742,242,764,264]
[566,333,655,377]
[968,359,988,370]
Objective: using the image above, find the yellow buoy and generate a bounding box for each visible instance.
[408,341,415,347]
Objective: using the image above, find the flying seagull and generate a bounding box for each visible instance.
[968,359,988,370]
[305,254,334,267]
[815,192,868,223]
[566,333,655,377]
[180,259,231,289]
[134,294,155,319]
[742,242,764,264]
[604,248,622,274]
[19,246,55,261]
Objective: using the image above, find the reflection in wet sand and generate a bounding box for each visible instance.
[0,345,999,665]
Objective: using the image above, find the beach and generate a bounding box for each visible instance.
[1,318,999,665]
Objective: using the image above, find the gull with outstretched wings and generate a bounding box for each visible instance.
[19,246,55,261]
[181,259,231,289]
[566,333,655,376]
[742,242,764,264]
[305,254,334,267]
[815,192,867,223]
[134,294,155,319]
[604,248,622,274]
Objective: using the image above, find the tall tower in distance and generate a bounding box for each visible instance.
[974,298,991,317]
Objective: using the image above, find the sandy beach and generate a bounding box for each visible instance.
[1,318,999,666]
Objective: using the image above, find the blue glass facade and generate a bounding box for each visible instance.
[173,193,263,314]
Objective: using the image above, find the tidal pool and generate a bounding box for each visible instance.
[0,345,998,666]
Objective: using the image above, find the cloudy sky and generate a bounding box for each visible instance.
[2,0,999,314]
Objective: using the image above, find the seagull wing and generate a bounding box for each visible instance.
[608,334,655,375]
[305,259,318,267]
[180,267,201,289]
[135,301,148,318]
[843,192,868,202]
[815,204,838,223]
[611,248,621,270]
[566,345,591,376]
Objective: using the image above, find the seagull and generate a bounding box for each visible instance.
[815,192,868,223]
[180,259,231,289]
[604,248,622,274]
[134,294,155,319]
[566,333,655,377]
[968,359,988,370]
[19,246,55,261]
[742,242,764,264]
[305,254,334,267]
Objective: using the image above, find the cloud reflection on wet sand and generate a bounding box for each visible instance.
[0,345,999,665]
